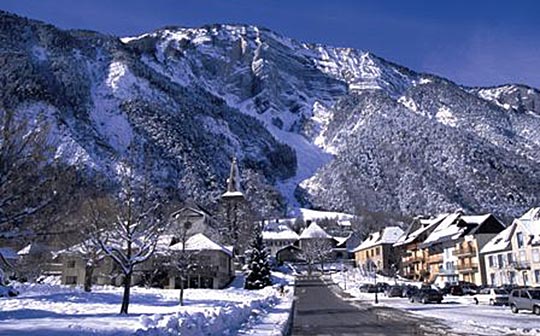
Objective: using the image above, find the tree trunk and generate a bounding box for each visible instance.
[307,261,312,275]
[179,276,185,306]
[84,264,94,292]
[320,259,324,274]
[120,272,131,314]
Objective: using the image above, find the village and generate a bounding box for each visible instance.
[1,158,540,335]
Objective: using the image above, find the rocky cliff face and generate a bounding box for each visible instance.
[2,11,540,217]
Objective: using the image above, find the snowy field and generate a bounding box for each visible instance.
[0,272,294,336]
[331,270,540,336]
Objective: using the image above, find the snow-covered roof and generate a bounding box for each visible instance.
[421,212,499,247]
[221,191,244,198]
[353,226,404,252]
[170,233,233,257]
[461,214,492,225]
[0,247,19,260]
[515,208,540,245]
[262,229,300,241]
[299,222,331,239]
[394,214,446,247]
[17,243,49,256]
[333,236,349,246]
[262,221,299,241]
[481,223,516,254]
[421,213,463,245]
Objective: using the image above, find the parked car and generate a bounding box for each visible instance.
[377,282,390,292]
[473,288,509,306]
[441,284,465,296]
[359,284,377,293]
[386,285,403,297]
[410,289,443,304]
[402,286,419,298]
[509,288,540,315]
[459,282,478,295]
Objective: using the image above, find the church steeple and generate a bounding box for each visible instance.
[222,157,244,201]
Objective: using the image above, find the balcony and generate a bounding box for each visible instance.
[453,247,477,257]
[426,254,443,264]
[511,260,531,270]
[457,263,479,273]
[437,268,458,276]
[403,256,424,265]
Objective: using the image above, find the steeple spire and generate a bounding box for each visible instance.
[222,157,245,200]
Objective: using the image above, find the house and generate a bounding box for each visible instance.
[298,222,333,249]
[57,239,119,286]
[352,226,404,275]
[276,245,303,264]
[481,207,540,287]
[58,232,234,290]
[418,212,505,286]
[262,220,300,257]
[169,204,220,239]
[481,223,517,286]
[167,233,234,289]
[393,215,445,281]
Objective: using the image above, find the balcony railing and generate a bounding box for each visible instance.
[456,263,479,273]
[437,268,458,275]
[426,254,443,264]
[511,260,531,270]
[403,256,424,265]
[453,247,477,257]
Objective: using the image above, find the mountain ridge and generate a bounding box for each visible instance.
[1,10,539,218]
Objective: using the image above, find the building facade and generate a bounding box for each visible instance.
[353,226,404,275]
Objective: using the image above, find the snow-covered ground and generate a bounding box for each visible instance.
[331,270,540,336]
[0,272,294,336]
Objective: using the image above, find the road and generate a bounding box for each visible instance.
[291,276,464,336]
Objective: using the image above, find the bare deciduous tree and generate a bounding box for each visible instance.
[300,239,334,275]
[0,107,73,287]
[90,162,164,314]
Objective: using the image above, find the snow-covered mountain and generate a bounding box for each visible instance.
[2,11,540,218]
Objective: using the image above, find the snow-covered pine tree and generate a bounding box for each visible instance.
[244,226,272,290]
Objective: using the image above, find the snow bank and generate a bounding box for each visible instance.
[0,272,296,336]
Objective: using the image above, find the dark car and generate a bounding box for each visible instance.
[509,288,540,314]
[410,289,443,304]
[377,282,390,292]
[386,285,403,297]
[440,284,464,296]
[359,284,377,293]
[403,286,419,298]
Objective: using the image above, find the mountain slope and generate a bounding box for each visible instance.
[2,11,540,218]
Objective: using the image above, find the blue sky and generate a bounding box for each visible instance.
[2,0,539,87]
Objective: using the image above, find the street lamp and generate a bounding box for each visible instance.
[368,260,378,304]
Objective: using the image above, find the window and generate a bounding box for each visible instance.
[520,250,527,262]
[65,276,77,285]
[497,254,504,268]
[535,270,540,284]
[490,273,496,285]
[512,290,519,297]
[520,290,530,299]
[376,247,380,256]
[517,232,524,248]
[533,249,540,263]
[509,272,516,284]
[523,271,529,286]
[67,260,76,268]
[507,252,514,264]
[488,256,494,267]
